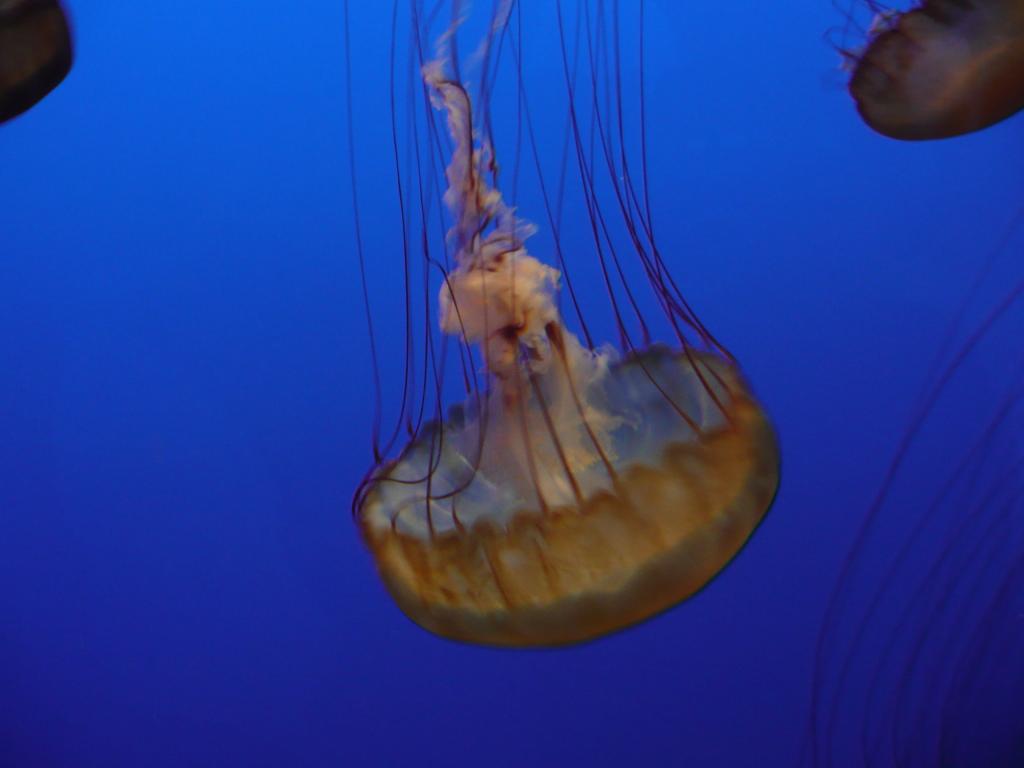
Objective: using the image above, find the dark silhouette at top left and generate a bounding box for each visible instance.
[0,0,72,124]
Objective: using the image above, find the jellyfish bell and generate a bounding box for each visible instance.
[350,2,779,648]
[0,0,73,124]
[847,0,1024,140]
[356,343,778,647]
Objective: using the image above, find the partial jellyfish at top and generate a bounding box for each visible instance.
[0,0,73,124]
[805,213,1024,765]
[346,0,780,647]
[840,0,1024,140]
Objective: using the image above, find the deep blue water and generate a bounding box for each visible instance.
[2,2,1023,766]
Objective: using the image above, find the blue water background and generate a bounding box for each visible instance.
[2,1,1022,766]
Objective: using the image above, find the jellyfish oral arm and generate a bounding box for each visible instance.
[426,60,561,378]
[424,48,623,506]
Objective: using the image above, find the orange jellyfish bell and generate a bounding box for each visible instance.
[352,9,779,648]
[849,0,1024,140]
[356,351,778,647]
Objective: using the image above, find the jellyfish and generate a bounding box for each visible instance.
[843,0,1024,140]
[0,0,73,125]
[347,0,779,648]
[805,213,1024,765]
